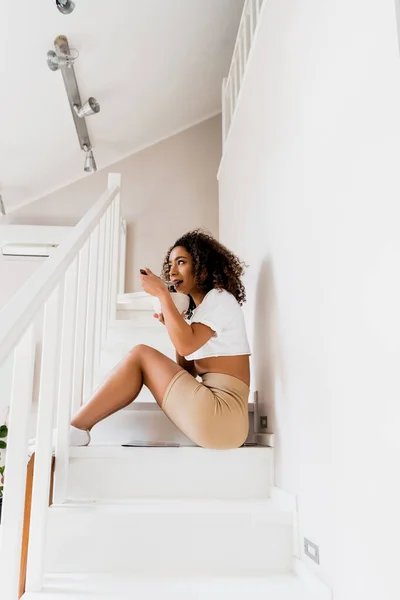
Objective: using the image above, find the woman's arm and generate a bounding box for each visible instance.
[158,290,214,357]
[140,269,214,356]
[176,351,197,377]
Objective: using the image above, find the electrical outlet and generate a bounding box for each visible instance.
[259,416,268,430]
[304,538,320,565]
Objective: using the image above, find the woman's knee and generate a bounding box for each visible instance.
[127,344,152,364]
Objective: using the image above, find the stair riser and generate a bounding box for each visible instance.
[67,448,272,500]
[88,408,195,445]
[95,326,175,389]
[116,309,159,325]
[45,510,293,575]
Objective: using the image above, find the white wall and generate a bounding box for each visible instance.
[0,225,72,311]
[219,1,400,598]
[5,116,221,292]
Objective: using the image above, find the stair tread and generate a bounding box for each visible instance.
[53,497,290,515]
[68,443,270,457]
[23,573,316,600]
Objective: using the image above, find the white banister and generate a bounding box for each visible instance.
[0,185,119,367]
[53,257,79,504]
[26,284,63,591]
[221,0,266,145]
[0,327,35,600]
[0,175,122,598]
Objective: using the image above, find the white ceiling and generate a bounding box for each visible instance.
[0,0,244,214]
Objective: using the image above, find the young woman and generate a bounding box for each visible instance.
[42,230,251,451]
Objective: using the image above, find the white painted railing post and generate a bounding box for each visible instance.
[0,327,35,600]
[94,216,106,368]
[118,219,127,297]
[82,227,100,403]
[101,205,112,348]
[71,242,90,416]
[26,284,63,592]
[221,77,227,145]
[243,17,248,67]
[53,257,79,504]
[109,173,122,321]
[249,0,255,39]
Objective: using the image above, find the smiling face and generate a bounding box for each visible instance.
[168,246,199,296]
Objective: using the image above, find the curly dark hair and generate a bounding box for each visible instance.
[161,229,247,316]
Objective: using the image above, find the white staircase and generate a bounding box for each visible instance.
[23,445,318,600]
[28,288,316,597]
[28,289,317,600]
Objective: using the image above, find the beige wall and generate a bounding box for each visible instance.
[219,1,400,598]
[7,116,221,292]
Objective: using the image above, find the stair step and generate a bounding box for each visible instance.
[44,499,293,576]
[66,445,273,500]
[94,322,175,390]
[116,309,160,325]
[117,291,154,311]
[23,573,316,600]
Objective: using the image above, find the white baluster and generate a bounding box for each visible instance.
[53,257,79,504]
[229,77,234,122]
[238,26,244,86]
[108,173,122,320]
[71,242,90,416]
[0,327,35,600]
[93,216,106,368]
[83,227,100,403]
[248,0,255,41]
[221,77,228,145]
[243,15,248,68]
[101,205,112,348]
[26,284,63,591]
[118,219,126,297]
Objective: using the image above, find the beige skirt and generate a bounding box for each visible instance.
[162,371,249,449]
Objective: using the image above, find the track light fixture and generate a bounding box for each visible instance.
[47,49,78,71]
[83,146,97,173]
[47,35,99,174]
[0,195,6,217]
[73,98,100,118]
[55,0,75,14]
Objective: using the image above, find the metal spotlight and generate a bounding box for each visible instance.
[0,195,5,216]
[47,49,77,71]
[73,98,100,118]
[55,0,75,14]
[83,147,97,173]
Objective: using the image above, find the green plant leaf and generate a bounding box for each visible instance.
[0,466,5,475]
[0,425,8,438]
[0,441,7,449]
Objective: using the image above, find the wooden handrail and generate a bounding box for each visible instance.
[18,454,56,599]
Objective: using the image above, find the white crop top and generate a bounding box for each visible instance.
[184,288,251,361]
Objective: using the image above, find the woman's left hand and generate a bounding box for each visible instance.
[139,268,167,298]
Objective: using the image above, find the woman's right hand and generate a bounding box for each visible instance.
[153,312,165,325]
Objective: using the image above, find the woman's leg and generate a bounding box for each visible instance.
[71,344,184,431]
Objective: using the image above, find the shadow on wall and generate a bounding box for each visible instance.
[251,258,286,434]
